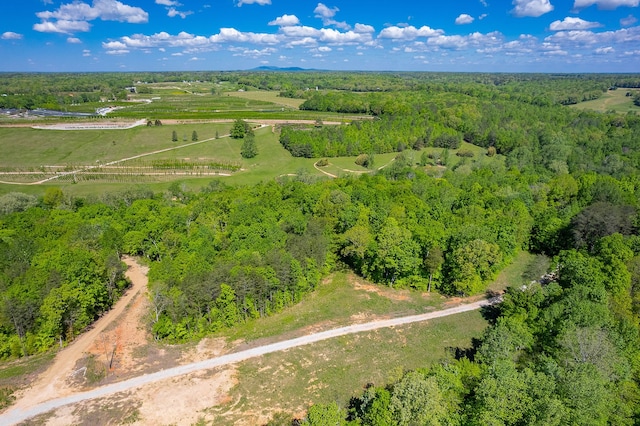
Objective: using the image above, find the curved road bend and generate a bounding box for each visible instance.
[1,297,495,425]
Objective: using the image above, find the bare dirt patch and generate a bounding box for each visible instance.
[83,284,150,380]
[180,337,229,364]
[33,367,237,426]
[8,257,149,412]
[132,367,237,425]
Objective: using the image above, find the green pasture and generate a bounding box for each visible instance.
[570,88,640,113]
[0,123,504,197]
[226,90,306,109]
[223,251,538,345]
[0,123,232,168]
[139,125,324,185]
[108,88,361,120]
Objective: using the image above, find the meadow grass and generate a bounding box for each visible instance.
[214,310,487,424]
[223,272,449,344]
[210,253,538,423]
[108,90,353,120]
[226,90,306,109]
[138,126,325,186]
[569,88,640,113]
[0,123,231,168]
[488,251,540,293]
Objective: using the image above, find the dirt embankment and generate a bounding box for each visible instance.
[6,257,148,412]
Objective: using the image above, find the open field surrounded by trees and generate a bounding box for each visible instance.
[569,87,640,114]
[1,71,640,424]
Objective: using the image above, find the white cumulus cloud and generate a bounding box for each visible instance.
[354,23,375,33]
[455,14,475,25]
[549,17,602,30]
[34,0,148,34]
[167,8,193,18]
[595,46,615,53]
[378,25,444,40]
[269,14,300,26]
[210,28,280,44]
[314,3,348,29]
[511,0,554,17]
[67,37,82,43]
[236,0,271,6]
[573,0,639,9]
[36,0,148,23]
[1,31,23,40]
[314,3,338,20]
[33,20,91,34]
[621,14,638,26]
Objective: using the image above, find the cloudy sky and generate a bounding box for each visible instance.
[1,0,639,72]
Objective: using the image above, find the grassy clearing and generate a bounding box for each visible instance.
[570,88,640,113]
[221,251,536,348]
[140,126,325,186]
[213,310,487,425]
[0,123,231,169]
[223,272,448,344]
[106,90,356,121]
[226,90,305,109]
[0,352,55,383]
[487,251,542,293]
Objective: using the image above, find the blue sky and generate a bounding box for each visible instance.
[1,0,639,72]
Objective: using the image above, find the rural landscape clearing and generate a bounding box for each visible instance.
[1,257,498,425]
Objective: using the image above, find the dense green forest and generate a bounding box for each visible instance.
[1,72,640,424]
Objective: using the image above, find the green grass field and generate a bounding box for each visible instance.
[214,310,486,425]
[0,123,232,169]
[0,87,504,198]
[0,117,505,197]
[570,88,640,113]
[226,90,306,109]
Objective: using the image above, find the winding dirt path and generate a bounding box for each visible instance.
[0,253,498,425]
[4,257,148,417]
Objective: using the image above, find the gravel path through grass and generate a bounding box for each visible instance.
[1,278,498,425]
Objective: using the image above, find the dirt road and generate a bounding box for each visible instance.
[1,264,496,426]
[3,257,148,418]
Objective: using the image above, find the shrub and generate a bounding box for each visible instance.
[433,133,461,149]
[456,149,474,158]
[355,154,374,168]
[316,158,329,167]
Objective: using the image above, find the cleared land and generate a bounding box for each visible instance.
[0,87,502,195]
[0,118,502,195]
[226,90,306,109]
[0,252,537,424]
[2,281,491,425]
[570,88,640,113]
